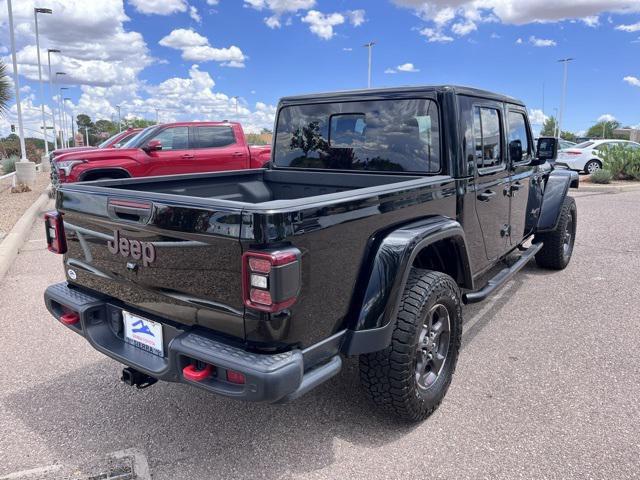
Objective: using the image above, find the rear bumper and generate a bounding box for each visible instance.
[44,282,342,403]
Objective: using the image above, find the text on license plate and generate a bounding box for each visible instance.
[123,311,164,357]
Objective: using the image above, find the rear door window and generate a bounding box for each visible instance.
[507,110,532,164]
[274,99,440,173]
[194,126,236,149]
[473,107,503,171]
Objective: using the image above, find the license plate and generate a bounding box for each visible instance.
[123,311,164,357]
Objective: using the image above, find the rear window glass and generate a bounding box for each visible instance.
[274,99,440,173]
[574,141,594,149]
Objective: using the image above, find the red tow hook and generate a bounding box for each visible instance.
[60,312,80,326]
[183,363,214,382]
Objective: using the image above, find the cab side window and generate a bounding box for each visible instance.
[474,107,503,170]
[149,127,189,151]
[507,110,531,164]
[194,126,236,149]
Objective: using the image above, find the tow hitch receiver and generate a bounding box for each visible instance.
[121,367,157,389]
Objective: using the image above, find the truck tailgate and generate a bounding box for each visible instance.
[58,188,246,340]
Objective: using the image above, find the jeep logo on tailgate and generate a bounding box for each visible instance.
[108,230,156,266]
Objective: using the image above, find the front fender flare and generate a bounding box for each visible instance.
[341,216,472,355]
[537,169,578,232]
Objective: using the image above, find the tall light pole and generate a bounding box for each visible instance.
[232,96,239,116]
[34,7,53,155]
[47,49,61,149]
[154,107,160,124]
[115,105,121,132]
[56,73,67,146]
[557,58,573,140]
[6,0,28,163]
[64,97,74,145]
[363,41,375,88]
[553,107,559,138]
[84,126,90,146]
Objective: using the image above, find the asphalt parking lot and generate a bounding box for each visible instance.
[1,189,639,480]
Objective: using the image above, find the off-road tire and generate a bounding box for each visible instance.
[535,196,577,270]
[359,269,462,422]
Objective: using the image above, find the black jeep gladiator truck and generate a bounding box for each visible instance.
[44,86,578,421]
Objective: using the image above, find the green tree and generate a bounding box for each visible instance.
[0,60,11,116]
[586,120,622,139]
[540,116,557,137]
[122,117,155,129]
[560,131,577,142]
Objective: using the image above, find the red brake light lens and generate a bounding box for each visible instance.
[242,249,301,312]
[44,211,67,254]
[226,369,246,384]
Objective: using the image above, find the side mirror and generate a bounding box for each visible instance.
[533,137,558,165]
[509,139,523,163]
[145,139,162,152]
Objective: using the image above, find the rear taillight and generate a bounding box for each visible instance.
[44,211,67,254]
[242,249,301,312]
[565,151,582,155]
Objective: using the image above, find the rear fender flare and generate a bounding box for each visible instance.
[341,216,472,355]
[537,169,578,232]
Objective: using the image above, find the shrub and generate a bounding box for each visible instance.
[590,169,613,184]
[1,155,17,174]
[600,144,640,180]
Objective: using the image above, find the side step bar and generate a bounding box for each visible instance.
[463,243,543,304]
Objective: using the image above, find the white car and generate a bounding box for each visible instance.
[557,139,640,174]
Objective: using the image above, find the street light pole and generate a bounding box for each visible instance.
[47,49,60,149]
[85,126,89,146]
[115,105,121,132]
[232,96,239,116]
[363,41,375,88]
[557,58,573,140]
[6,0,28,162]
[55,72,66,146]
[154,108,160,124]
[34,7,53,156]
[64,97,74,145]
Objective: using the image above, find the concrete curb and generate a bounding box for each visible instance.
[0,186,53,282]
[577,182,640,194]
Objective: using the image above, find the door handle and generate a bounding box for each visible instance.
[181,154,195,160]
[477,190,496,202]
[232,152,244,157]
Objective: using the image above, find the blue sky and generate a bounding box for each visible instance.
[1,0,639,136]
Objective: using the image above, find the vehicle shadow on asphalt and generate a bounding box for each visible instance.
[5,355,417,478]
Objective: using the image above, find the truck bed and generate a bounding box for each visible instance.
[57,168,456,349]
[79,169,436,209]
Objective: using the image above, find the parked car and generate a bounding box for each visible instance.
[49,128,142,161]
[556,139,640,173]
[51,122,271,184]
[44,86,578,422]
[558,139,576,150]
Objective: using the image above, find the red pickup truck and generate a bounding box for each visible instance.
[52,122,271,184]
[50,128,142,161]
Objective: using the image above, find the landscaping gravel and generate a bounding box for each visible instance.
[0,173,50,239]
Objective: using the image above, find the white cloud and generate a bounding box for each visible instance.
[397,62,420,72]
[347,9,366,26]
[623,76,640,87]
[245,0,316,28]
[529,108,548,125]
[490,32,501,38]
[419,27,454,42]
[516,37,523,44]
[128,0,188,15]
[159,29,246,66]
[0,0,152,87]
[393,0,640,26]
[189,5,202,22]
[206,0,219,4]
[616,21,640,32]
[343,47,353,51]
[302,10,345,39]
[529,35,557,47]
[451,20,477,35]
[1,66,277,138]
[581,15,599,27]
[385,68,398,74]
[597,113,616,122]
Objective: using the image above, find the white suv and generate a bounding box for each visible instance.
[557,139,640,174]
